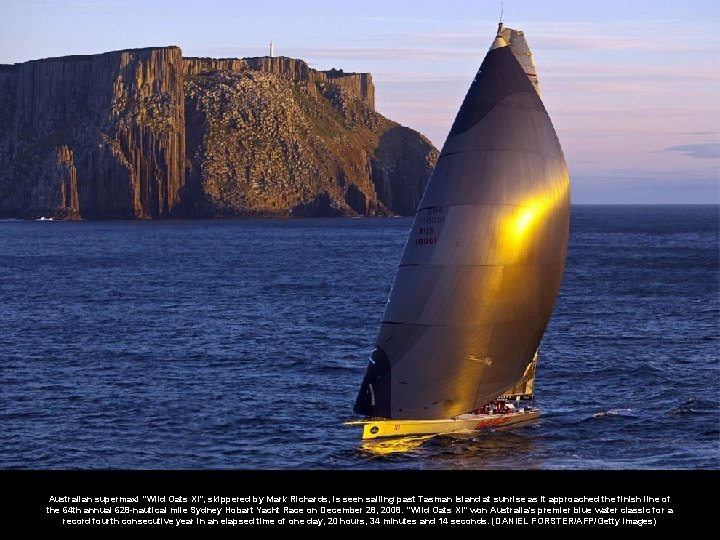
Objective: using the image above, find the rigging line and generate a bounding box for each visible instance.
[397,262,566,269]
[417,201,563,211]
[381,312,553,327]
[438,147,565,161]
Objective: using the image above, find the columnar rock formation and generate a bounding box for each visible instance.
[0,48,185,219]
[0,47,437,219]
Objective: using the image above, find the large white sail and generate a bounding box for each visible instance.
[354,25,570,420]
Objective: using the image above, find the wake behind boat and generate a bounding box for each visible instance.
[346,22,570,441]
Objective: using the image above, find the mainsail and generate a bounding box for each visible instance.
[354,24,570,420]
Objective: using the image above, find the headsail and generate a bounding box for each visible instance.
[354,24,570,420]
[500,349,538,399]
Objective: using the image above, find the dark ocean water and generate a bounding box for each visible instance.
[1,206,718,470]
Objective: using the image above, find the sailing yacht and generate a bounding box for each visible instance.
[346,23,570,440]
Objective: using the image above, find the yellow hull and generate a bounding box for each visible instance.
[345,409,540,440]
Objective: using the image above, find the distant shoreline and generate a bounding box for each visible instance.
[3,203,718,222]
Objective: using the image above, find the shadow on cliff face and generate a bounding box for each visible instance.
[371,126,437,216]
[291,191,344,217]
[344,183,367,215]
[174,179,215,218]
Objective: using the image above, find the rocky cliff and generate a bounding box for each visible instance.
[0,48,437,219]
[184,57,374,110]
[183,56,433,216]
[0,47,185,219]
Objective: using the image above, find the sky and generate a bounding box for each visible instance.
[1,0,719,203]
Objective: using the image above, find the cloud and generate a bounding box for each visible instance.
[187,45,483,65]
[661,143,720,159]
[199,18,720,72]
[681,131,720,136]
[362,19,720,54]
[570,172,720,204]
[544,64,718,82]
[295,46,481,62]
[373,71,469,83]
[520,21,720,53]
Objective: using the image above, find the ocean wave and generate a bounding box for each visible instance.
[2,209,717,469]
[591,408,636,419]
[669,398,707,415]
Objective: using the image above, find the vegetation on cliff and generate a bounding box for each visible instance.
[0,48,438,219]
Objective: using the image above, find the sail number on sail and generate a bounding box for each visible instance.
[415,227,436,246]
[414,206,444,246]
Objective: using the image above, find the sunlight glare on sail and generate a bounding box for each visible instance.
[501,198,548,261]
[501,178,569,262]
[514,205,540,237]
